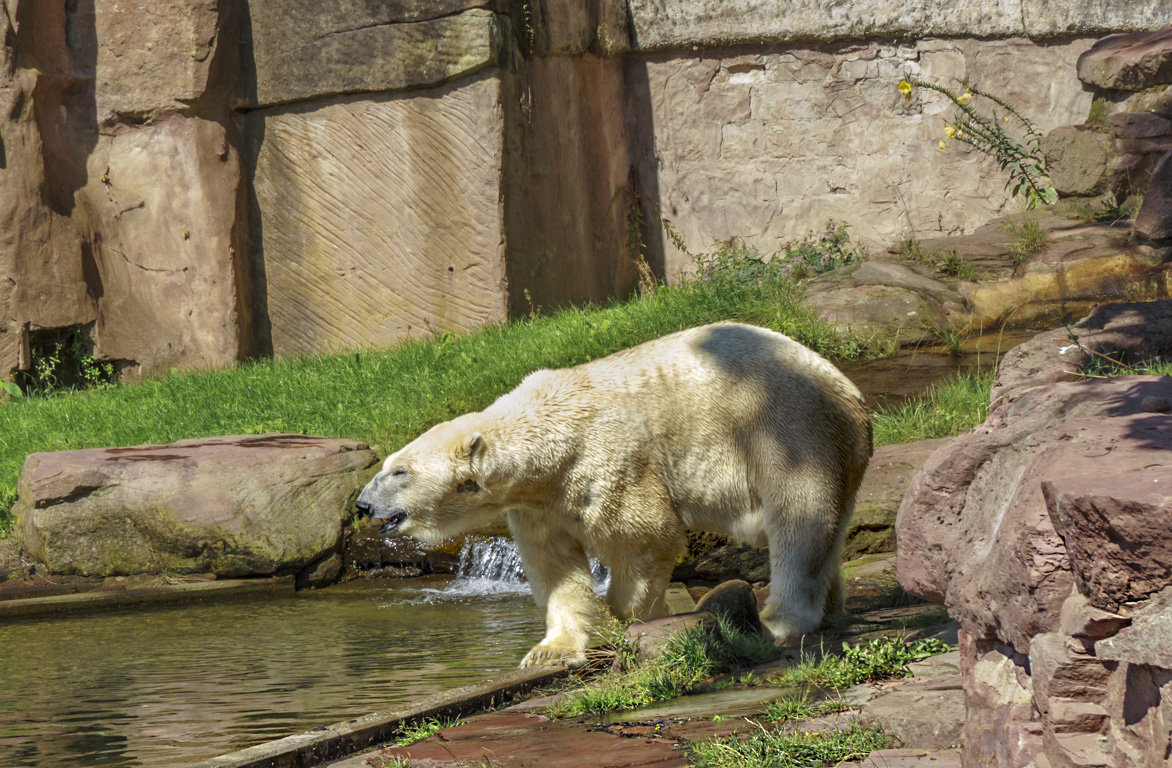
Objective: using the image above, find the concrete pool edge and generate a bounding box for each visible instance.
[186,665,570,768]
[0,578,293,619]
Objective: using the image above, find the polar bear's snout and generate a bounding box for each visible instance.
[355,474,411,533]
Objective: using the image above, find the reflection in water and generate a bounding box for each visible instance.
[0,580,543,768]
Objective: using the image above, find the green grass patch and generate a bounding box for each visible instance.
[0,274,890,532]
[691,720,891,768]
[1003,219,1047,266]
[1082,356,1172,378]
[770,636,953,691]
[546,616,780,719]
[872,369,993,447]
[764,693,850,723]
[391,716,462,747]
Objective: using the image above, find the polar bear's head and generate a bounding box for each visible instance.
[355,414,498,544]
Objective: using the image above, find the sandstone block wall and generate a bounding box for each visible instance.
[1,1,1166,382]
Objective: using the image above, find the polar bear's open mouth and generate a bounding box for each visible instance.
[379,511,408,534]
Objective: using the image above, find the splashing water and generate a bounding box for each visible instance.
[411,537,609,599]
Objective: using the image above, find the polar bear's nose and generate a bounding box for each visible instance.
[355,498,373,518]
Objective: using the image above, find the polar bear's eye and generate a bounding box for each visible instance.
[457,480,480,493]
[391,468,407,477]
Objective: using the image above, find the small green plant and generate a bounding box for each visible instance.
[546,615,781,718]
[1003,219,1047,266]
[894,239,976,281]
[695,222,866,285]
[690,720,891,768]
[772,636,953,691]
[899,78,1057,209]
[1078,190,1143,224]
[391,716,463,746]
[764,693,850,723]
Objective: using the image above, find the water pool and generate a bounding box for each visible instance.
[0,577,543,768]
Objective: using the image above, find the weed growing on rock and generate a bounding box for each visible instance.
[894,238,977,281]
[690,720,891,768]
[546,615,780,718]
[693,222,866,285]
[899,78,1057,209]
[764,692,850,723]
[771,636,953,691]
[391,715,463,746]
[1003,218,1048,266]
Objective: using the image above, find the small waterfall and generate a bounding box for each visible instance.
[439,537,609,597]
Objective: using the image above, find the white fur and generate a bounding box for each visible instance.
[357,323,872,667]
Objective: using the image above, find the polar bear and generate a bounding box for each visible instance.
[356,322,872,668]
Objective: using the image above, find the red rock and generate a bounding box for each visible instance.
[1043,464,1172,609]
[13,434,378,579]
[1135,150,1172,244]
[1077,27,1172,92]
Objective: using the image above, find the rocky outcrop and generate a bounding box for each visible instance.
[897,300,1172,768]
[807,211,1171,341]
[1077,27,1172,93]
[1135,150,1172,258]
[13,435,378,581]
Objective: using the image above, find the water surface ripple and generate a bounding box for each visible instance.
[0,580,543,768]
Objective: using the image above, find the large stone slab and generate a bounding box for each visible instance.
[74,115,250,377]
[81,0,232,124]
[243,3,502,107]
[1077,26,1172,92]
[249,76,508,358]
[624,0,1169,51]
[13,435,379,578]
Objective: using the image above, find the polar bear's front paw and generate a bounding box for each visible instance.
[519,641,588,669]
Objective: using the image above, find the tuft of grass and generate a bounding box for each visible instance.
[770,636,953,691]
[764,693,850,723]
[872,369,993,446]
[894,240,976,281]
[1003,219,1047,266]
[391,716,462,747]
[690,720,892,768]
[546,615,780,718]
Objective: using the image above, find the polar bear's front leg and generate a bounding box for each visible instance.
[509,518,601,668]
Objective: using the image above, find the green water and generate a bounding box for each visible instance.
[0,579,543,768]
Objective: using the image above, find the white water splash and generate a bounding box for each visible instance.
[433,537,610,599]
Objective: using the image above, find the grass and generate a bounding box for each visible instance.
[0,273,889,532]
[1003,219,1047,266]
[893,240,976,280]
[769,636,953,691]
[690,720,892,768]
[391,716,463,746]
[872,369,994,447]
[547,615,780,718]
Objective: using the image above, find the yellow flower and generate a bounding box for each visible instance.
[937,139,947,150]
[897,80,913,100]
[959,89,973,103]
[944,126,957,138]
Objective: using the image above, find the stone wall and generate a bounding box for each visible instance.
[1,1,1167,381]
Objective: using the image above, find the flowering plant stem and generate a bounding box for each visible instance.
[902,78,1057,209]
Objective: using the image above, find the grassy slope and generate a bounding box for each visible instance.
[0,279,878,529]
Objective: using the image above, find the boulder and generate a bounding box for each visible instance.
[671,542,770,584]
[1134,150,1172,251]
[693,579,765,636]
[896,299,1172,768]
[13,434,379,579]
[1077,27,1172,93]
[1040,125,1113,197]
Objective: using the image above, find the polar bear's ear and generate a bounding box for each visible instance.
[461,432,485,459]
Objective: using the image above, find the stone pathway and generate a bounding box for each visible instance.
[322,603,966,768]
